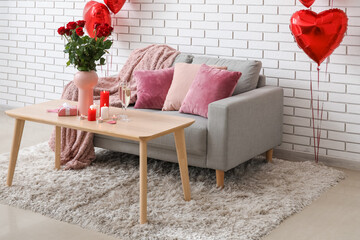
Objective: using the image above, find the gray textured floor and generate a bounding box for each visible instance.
[0,108,359,240]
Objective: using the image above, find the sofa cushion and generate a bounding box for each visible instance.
[180,64,241,118]
[134,67,174,110]
[257,75,266,88]
[163,63,227,111]
[192,56,262,95]
[162,63,200,111]
[95,108,208,156]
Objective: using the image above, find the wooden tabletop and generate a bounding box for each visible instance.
[5,99,195,142]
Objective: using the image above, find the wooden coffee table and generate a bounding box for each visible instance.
[5,99,194,224]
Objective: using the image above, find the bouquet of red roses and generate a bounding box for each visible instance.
[58,20,113,72]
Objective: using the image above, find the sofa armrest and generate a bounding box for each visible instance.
[207,86,283,171]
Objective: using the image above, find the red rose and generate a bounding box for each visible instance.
[57,26,66,35]
[76,20,86,28]
[76,27,84,36]
[105,28,111,36]
[94,23,113,38]
[96,30,103,38]
[100,27,108,36]
[101,31,108,37]
[94,23,101,30]
[65,28,72,36]
[66,21,77,30]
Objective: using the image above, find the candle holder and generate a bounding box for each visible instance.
[111,115,118,121]
[79,114,85,120]
[97,117,103,124]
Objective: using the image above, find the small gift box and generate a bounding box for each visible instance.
[58,103,77,116]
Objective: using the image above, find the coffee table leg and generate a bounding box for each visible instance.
[139,139,147,224]
[7,119,25,186]
[55,126,61,170]
[174,129,191,201]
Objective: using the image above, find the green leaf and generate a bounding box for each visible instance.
[100,57,105,65]
[77,66,89,71]
[104,40,112,49]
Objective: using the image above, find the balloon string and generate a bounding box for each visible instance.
[111,12,115,29]
[111,50,113,70]
[110,13,114,73]
[310,75,317,163]
[310,66,324,163]
[317,101,324,162]
[317,67,320,120]
[317,67,320,163]
[325,57,329,82]
[106,55,109,77]
[319,61,327,161]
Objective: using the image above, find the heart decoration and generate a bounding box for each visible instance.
[104,0,126,14]
[290,9,348,66]
[299,0,316,8]
[83,1,111,38]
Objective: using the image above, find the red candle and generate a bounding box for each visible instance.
[88,106,96,121]
[100,90,110,108]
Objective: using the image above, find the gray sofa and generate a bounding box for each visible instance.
[94,54,283,187]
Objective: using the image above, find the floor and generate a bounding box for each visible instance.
[0,109,359,240]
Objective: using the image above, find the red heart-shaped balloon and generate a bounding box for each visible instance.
[104,0,126,14]
[299,0,315,8]
[290,9,348,66]
[83,1,111,38]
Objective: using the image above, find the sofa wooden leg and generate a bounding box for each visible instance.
[216,170,224,188]
[266,149,273,163]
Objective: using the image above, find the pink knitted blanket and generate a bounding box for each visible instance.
[49,44,180,169]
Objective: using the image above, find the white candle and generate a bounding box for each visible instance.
[101,104,109,119]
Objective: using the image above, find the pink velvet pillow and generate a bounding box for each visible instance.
[134,67,174,109]
[179,64,242,118]
[162,63,228,111]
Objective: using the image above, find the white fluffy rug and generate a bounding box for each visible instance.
[0,143,344,240]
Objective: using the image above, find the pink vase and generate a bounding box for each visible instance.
[73,71,98,115]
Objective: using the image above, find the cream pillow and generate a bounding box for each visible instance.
[162,63,227,111]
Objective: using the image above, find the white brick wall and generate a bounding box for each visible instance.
[1,0,360,164]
